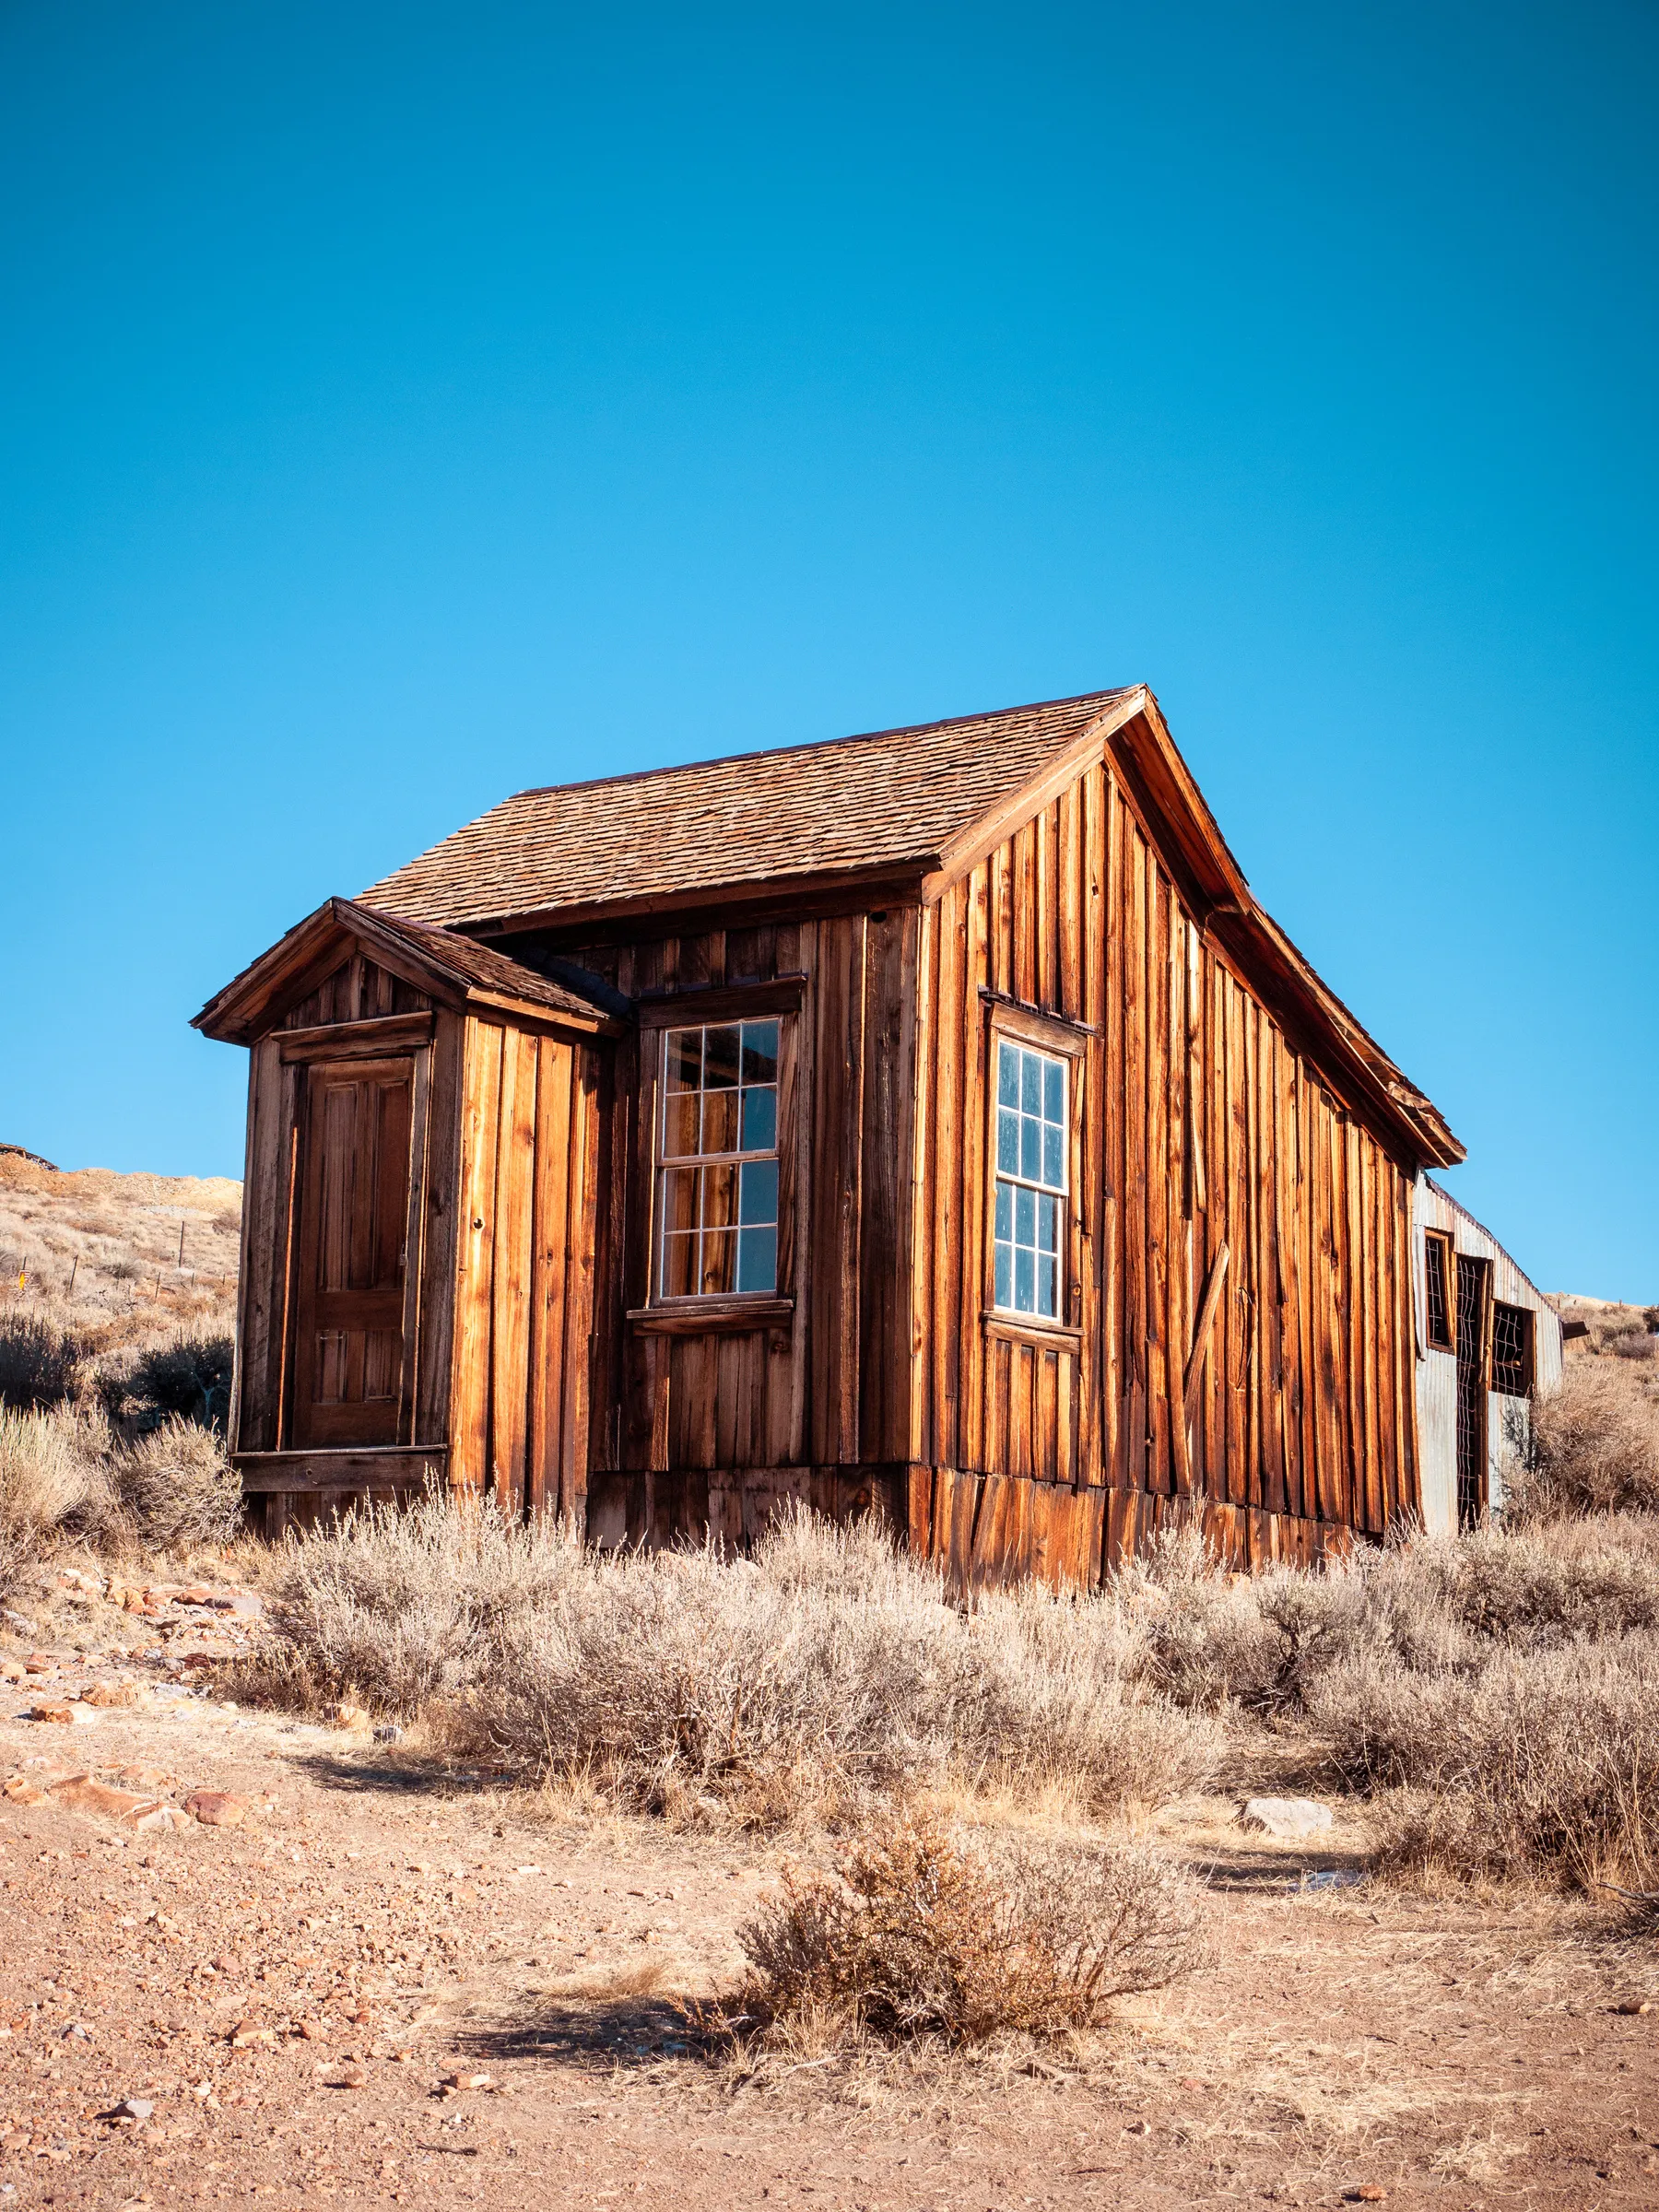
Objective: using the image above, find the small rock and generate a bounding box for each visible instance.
[184,1791,247,1829]
[440,2071,492,2093]
[48,1775,152,1819]
[330,1702,371,1730]
[111,2098,154,2123]
[1614,1998,1654,2016]
[81,1682,144,1709]
[329,2065,367,2089]
[126,1803,190,1835]
[297,2018,328,2041]
[3,1780,48,1806]
[1346,2192,1388,2206]
[229,2020,274,2049]
[373,1723,404,1743]
[1241,1795,1335,1841]
[29,1701,98,1727]
[0,1661,22,1682]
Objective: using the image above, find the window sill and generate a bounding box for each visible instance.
[982,1310,1083,1350]
[628,1296,794,1336]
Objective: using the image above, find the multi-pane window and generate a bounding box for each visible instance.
[993,1040,1067,1320]
[1491,1301,1534,1396]
[659,1020,780,1298]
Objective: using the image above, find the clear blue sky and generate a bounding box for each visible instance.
[2,1,1653,1300]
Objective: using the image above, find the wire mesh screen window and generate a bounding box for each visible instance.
[1491,1301,1534,1396]
[1423,1230,1454,1350]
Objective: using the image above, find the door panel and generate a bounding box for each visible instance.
[292,1058,416,1448]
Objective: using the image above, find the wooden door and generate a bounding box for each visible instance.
[291,1056,418,1449]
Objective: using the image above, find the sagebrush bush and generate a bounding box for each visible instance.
[112,1416,241,1550]
[0,1313,86,1411]
[247,1500,1216,1823]
[1524,1361,1659,1516]
[0,1404,114,1590]
[242,1493,581,1717]
[722,1818,1210,2047]
[109,1332,236,1432]
[1312,1634,1659,1892]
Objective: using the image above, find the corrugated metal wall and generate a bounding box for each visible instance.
[1411,1175,1564,1533]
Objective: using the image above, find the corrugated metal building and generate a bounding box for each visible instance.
[1412,1176,1563,1533]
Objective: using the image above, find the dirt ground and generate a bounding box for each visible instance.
[2,1582,1656,2212]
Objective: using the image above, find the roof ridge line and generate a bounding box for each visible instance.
[490,685,1137,807]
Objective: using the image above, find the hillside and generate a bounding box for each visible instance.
[0,1152,240,1363]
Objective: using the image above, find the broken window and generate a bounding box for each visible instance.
[1423,1229,1454,1351]
[657,1018,781,1298]
[1491,1301,1534,1396]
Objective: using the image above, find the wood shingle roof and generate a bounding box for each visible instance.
[359,688,1140,930]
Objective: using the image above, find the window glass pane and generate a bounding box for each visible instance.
[1041,1123,1064,1191]
[994,1180,1012,1241]
[703,1024,741,1088]
[661,1231,696,1298]
[736,1225,777,1294]
[665,1030,701,1091]
[1037,1257,1058,1319]
[741,1020,780,1085]
[1037,1194,1058,1253]
[702,1161,737,1230]
[1043,1058,1064,1124]
[738,1159,778,1226]
[998,1042,1020,1107]
[1014,1182,1036,1247]
[997,1109,1019,1174]
[700,1230,735,1296]
[700,1088,738,1156]
[1020,1051,1041,1115]
[662,1166,700,1234]
[1020,1115,1040,1182]
[994,1240,1012,1310]
[741,1084,777,1153]
[1014,1247,1035,1312]
[663,1092,700,1159]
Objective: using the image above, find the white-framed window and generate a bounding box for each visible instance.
[992,1038,1068,1320]
[657,1018,780,1298]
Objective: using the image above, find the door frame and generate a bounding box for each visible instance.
[281,1043,433,1451]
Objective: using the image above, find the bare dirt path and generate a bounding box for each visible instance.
[2,1593,1656,2212]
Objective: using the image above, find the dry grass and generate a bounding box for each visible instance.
[710,1817,1211,2050]
[0,1403,115,1589]
[1521,1354,1659,1516]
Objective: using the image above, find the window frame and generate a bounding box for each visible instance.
[1423,1228,1455,1354]
[631,979,802,1330]
[1490,1300,1535,1397]
[980,996,1087,1346]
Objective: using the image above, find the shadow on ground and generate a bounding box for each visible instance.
[455,1987,712,2076]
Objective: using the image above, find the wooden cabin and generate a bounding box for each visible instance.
[196,683,1533,1579]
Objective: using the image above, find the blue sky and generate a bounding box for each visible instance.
[2,0,1653,1299]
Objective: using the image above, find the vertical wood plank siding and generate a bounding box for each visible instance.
[907,764,1421,1580]
[450,1015,600,1521]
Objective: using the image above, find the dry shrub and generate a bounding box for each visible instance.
[472,1507,1214,1824]
[1312,1634,1659,1892]
[0,1314,86,1411]
[111,1417,241,1550]
[247,1500,1215,1823]
[125,1333,235,1431]
[721,1818,1209,2048]
[1523,1361,1659,1515]
[241,1493,581,1718]
[0,1405,114,1589]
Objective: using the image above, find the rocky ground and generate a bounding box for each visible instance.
[1,1571,1657,2212]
